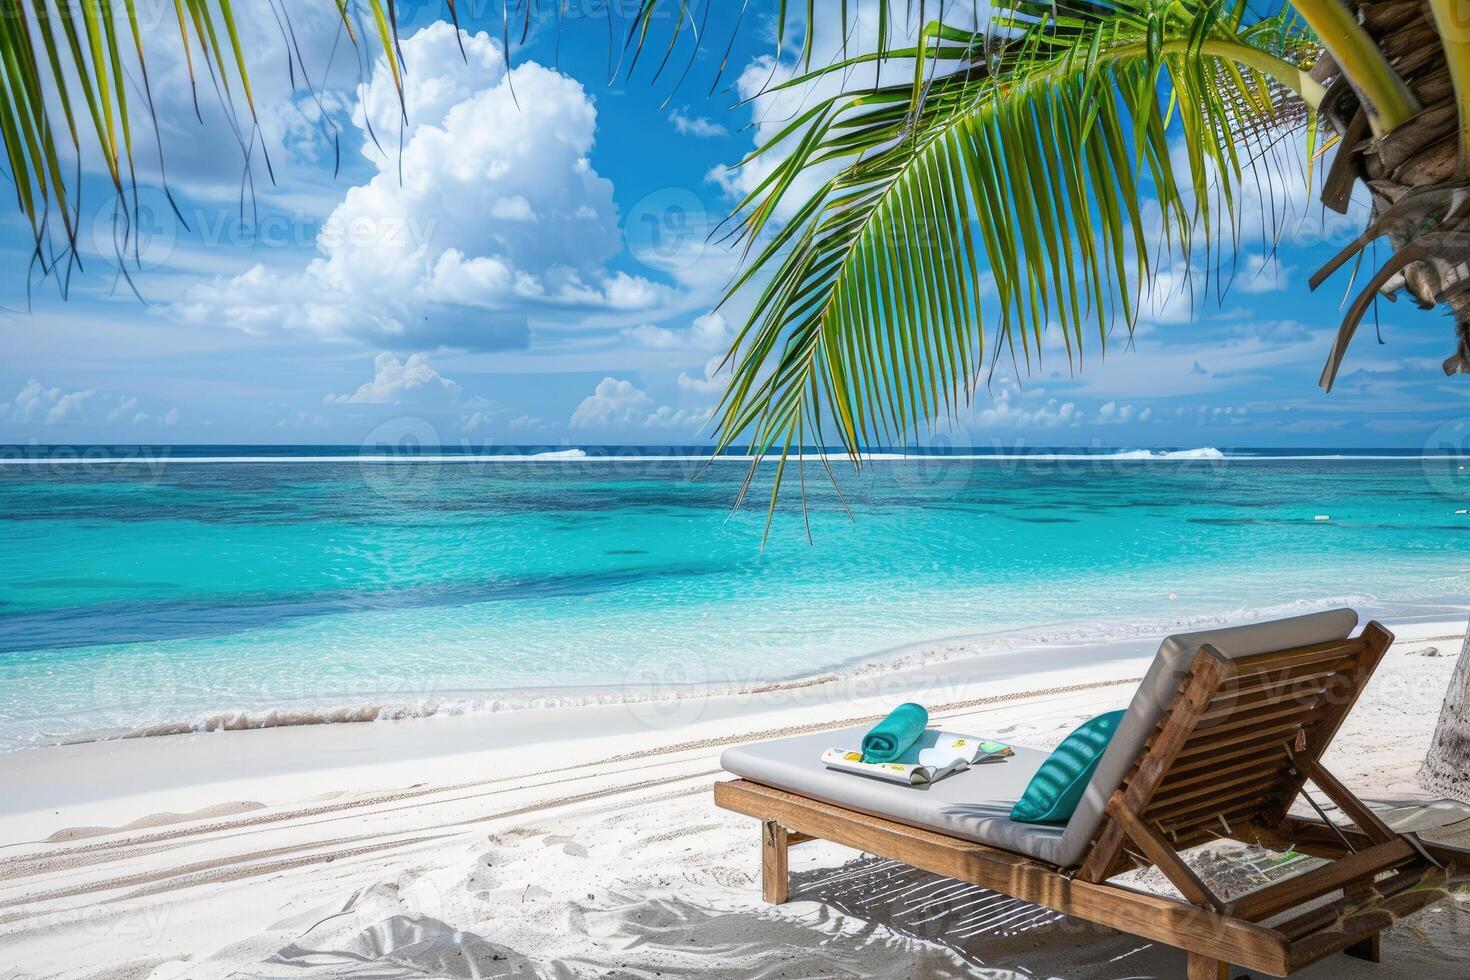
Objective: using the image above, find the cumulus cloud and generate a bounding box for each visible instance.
[622,312,734,352]
[324,352,460,404]
[677,354,729,395]
[7,381,96,425]
[670,108,728,138]
[974,388,1081,429]
[644,405,713,429]
[459,411,492,433]
[277,410,328,429]
[690,312,734,349]
[570,377,654,428]
[621,323,681,349]
[172,24,668,348]
[106,396,139,424]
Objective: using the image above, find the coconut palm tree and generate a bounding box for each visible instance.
[686,0,1470,798]
[2,1,1466,796]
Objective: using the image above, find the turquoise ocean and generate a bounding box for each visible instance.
[1,445,1467,750]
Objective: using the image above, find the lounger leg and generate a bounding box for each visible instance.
[761,820,790,904]
[1185,952,1228,980]
[1346,932,1381,963]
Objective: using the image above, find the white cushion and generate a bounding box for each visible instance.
[721,726,1068,861]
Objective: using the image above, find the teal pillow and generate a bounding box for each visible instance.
[1010,710,1125,824]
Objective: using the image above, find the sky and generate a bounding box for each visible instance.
[2,1,1468,451]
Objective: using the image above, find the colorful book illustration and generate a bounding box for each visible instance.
[822,732,1012,786]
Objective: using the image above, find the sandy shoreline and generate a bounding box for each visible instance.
[2,615,1468,977]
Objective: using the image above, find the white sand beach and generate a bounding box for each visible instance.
[2,618,1468,979]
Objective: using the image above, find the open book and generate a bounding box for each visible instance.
[822,732,1013,786]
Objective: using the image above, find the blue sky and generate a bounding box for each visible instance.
[1,2,1466,450]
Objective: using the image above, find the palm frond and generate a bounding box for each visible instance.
[0,0,404,287]
[708,0,1323,524]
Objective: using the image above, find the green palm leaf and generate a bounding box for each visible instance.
[709,0,1324,526]
[0,0,406,280]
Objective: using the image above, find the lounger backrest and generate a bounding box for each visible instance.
[1129,624,1390,846]
[1050,608,1360,867]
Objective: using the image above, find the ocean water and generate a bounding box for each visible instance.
[1,447,1467,750]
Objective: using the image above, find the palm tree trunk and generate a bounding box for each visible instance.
[1421,619,1470,799]
[1317,3,1470,801]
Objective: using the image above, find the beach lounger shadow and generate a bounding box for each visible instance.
[716,610,1468,978]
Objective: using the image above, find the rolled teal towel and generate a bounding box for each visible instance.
[861,702,929,763]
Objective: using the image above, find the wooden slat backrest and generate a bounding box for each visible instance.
[1078,622,1395,882]
[1144,623,1393,842]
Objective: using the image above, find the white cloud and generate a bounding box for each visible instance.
[490,196,538,222]
[678,354,730,394]
[325,352,460,404]
[566,377,708,431]
[161,407,181,427]
[1236,252,1293,294]
[1096,401,1139,424]
[622,312,734,352]
[644,405,713,429]
[621,323,681,349]
[570,377,654,428]
[354,24,507,160]
[670,108,728,138]
[459,411,492,433]
[974,388,1081,429]
[106,396,139,424]
[46,389,95,425]
[172,23,668,348]
[8,381,96,425]
[1136,264,1198,325]
[277,410,327,429]
[690,312,734,349]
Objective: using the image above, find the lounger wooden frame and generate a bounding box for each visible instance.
[715,622,1465,978]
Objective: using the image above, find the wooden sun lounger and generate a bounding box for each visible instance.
[716,622,1466,978]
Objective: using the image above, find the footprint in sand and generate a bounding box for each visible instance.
[543,834,589,858]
